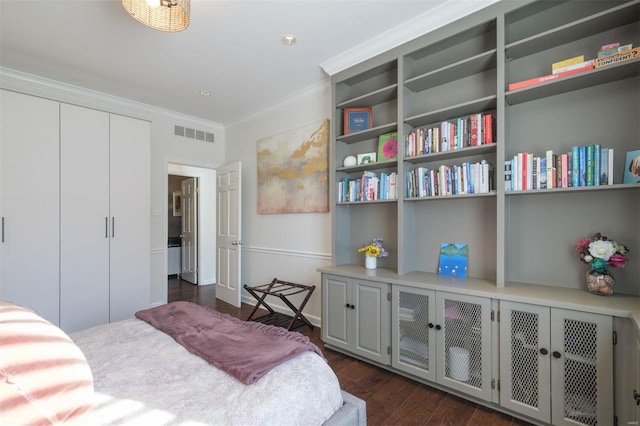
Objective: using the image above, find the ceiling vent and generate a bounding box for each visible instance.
[175,125,215,143]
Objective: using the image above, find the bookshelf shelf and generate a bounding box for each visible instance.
[336,122,397,144]
[336,159,397,174]
[405,143,497,164]
[406,191,497,202]
[405,50,497,93]
[505,59,640,105]
[336,199,397,206]
[505,183,639,196]
[337,84,398,109]
[404,96,497,129]
[505,1,640,60]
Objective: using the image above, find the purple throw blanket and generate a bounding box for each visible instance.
[135,301,324,384]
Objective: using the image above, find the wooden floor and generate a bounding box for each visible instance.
[168,277,534,426]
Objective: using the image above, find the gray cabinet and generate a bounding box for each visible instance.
[322,274,390,365]
[500,301,613,425]
[392,286,493,401]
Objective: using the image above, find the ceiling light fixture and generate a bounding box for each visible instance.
[199,91,211,96]
[121,0,190,32]
[281,34,297,46]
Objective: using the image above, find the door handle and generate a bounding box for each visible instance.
[112,217,115,238]
[1,217,4,243]
[105,217,108,238]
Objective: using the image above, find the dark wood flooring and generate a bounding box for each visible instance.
[168,277,534,426]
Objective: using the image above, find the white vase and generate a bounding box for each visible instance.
[365,256,377,270]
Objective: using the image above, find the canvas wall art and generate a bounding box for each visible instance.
[257,119,329,214]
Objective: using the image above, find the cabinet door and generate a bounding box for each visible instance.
[60,103,110,332]
[392,285,436,381]
[108,114,150,322]
[322,274,351,351]
[550,309,613,426]
[0,91,60,325]
[499,301,551,423]
[436,292,492,401]
[353,279,390,364]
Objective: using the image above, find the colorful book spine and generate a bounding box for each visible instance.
[594,144,600,187]
[545,150,555,189]
[578,146,586,186]
[539,157,547,189]
[586,144,595,186]
[594,47,640,68]
[504,160,512,192]
[600,148,609,185]
[571,146,580,187]
[561,153,569,188]
[508,63,595,91]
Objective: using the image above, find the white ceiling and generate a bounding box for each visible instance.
[0,0,497,126]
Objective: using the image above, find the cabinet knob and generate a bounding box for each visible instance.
[350,304,355,309]
[633,389,640,405]
[539,348,548,355]
[345,303,350,308]
[428,323,434,328]
[435,324,442,330]
[552,351,562,359]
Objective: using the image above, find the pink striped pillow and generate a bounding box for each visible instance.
[0,301,94,425]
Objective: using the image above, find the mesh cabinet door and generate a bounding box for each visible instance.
[392,286,436,381]
[499,301,551,423]
[436,292,492,401]
[550,309,613,426]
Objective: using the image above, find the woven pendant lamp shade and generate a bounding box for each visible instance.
[122,0,190,32]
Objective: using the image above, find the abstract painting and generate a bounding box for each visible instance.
[257,119,329,213]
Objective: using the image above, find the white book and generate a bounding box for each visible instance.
[608,148,614,185]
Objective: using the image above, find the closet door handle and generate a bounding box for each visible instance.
[105,217,109,238]
[1,217,4,243]
[552,351,562,359]
[112,217,115,238]
[539,348,548,355]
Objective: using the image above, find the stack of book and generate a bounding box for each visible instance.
[505,145,614,192]
[405,112,495,157]
[337,171,397,202]
[508,42,637,91]
[407,160,493,198]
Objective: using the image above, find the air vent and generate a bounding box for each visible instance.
[174,125,215,143]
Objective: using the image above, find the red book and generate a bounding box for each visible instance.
[561,153,569,188]
[470,114,479,146]
[483,113,493,144]
[508,63,595,91]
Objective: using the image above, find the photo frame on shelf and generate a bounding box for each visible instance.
[438,243,469,278]
[344,107,372,135]
[623,149,640,184]
[377,131,399,161]
[357,152,377,165]
[172,191,182,217]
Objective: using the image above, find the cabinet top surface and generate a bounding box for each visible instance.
[318,265,640,331]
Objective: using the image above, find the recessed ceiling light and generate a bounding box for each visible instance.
[281,34,297,46]
[199,91,211,96]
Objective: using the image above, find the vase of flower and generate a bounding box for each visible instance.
[358,238,388,270]
[365,255,377,270]
[586,269,614,296]
[574,232,628,297]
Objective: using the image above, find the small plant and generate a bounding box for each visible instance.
[358,238,388,258]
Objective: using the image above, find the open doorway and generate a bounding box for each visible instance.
[166,164,217,297]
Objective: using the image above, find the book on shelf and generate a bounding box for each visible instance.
[594,47,640,68]
[505,145,616,191]
[337,171,398,202]
[551,55,584,73]
[405,112,495,158]
[553,60,594,74]
[508,63,595,91]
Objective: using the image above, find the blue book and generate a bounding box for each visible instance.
[571,146,579,187]
[600,148,609,185]
[438,243,469,277]
[594,144,601,186]
[578,146,587,186]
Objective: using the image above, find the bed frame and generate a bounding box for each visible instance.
[326,391,367,426]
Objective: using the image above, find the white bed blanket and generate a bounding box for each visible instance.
[71,318,343,426]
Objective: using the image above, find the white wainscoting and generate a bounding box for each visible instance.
[240,245,331,327]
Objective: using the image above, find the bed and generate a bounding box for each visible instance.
[0,301,366,426]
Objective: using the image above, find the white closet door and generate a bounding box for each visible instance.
[0,90,60,325]
[108,114,150,322]
[60,103,110,332]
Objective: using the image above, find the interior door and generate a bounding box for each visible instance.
[216,161,242,307]
[181,177,198,284]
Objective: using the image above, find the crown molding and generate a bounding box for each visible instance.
[226,78,331,129]
[319,0,500,76]
[0,67,224,130]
